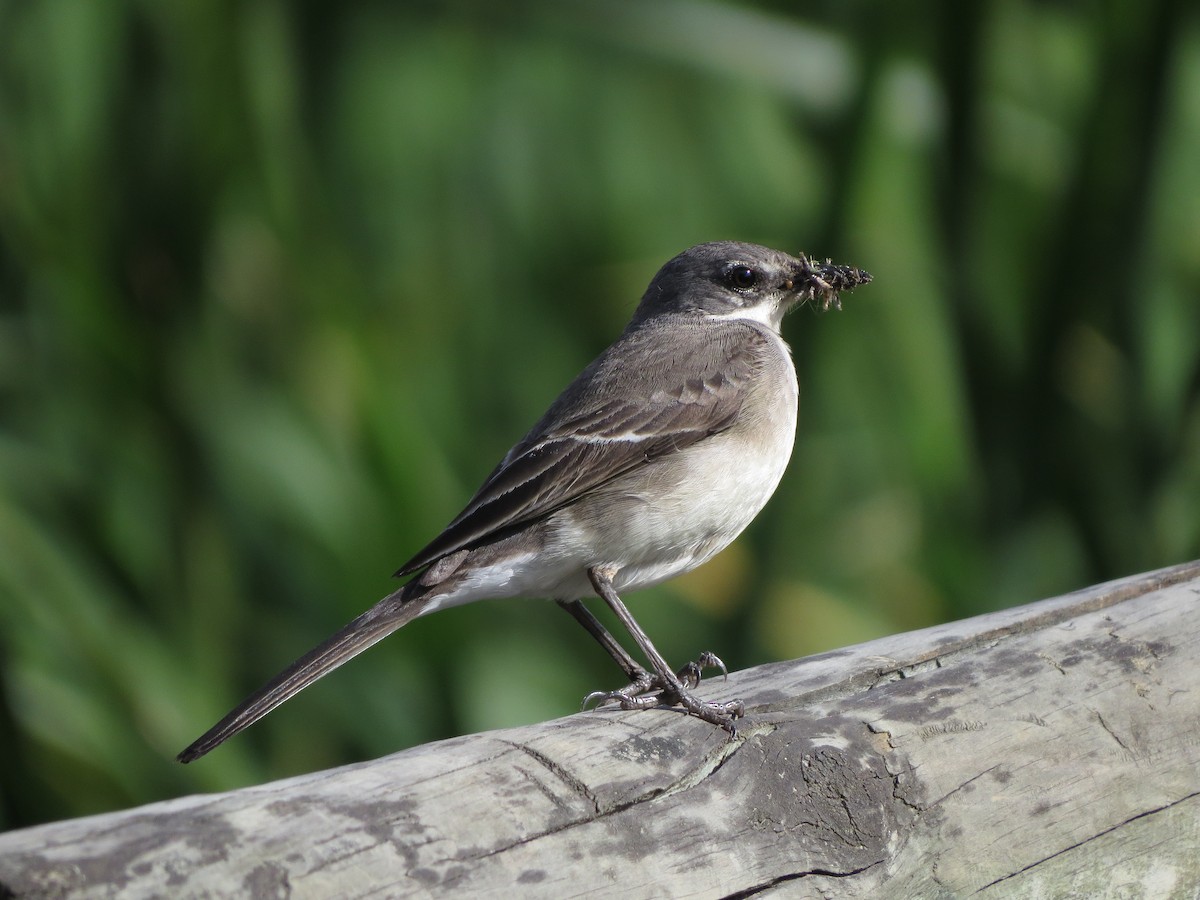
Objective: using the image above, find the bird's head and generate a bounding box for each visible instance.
[633,241,870,332]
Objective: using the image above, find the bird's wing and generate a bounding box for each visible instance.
[395,320,774,577]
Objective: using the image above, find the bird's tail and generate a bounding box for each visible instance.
[177,586,430,763]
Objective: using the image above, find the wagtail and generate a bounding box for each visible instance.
[178,241,870,762]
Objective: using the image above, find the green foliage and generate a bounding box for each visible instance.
[1,0,1197,827]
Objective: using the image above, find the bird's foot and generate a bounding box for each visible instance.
[581,650,728,708]
[584,686,744,736]
[665,690,745,736]
[582,651,743,735]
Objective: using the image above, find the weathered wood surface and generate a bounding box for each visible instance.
[2,561,1199,898]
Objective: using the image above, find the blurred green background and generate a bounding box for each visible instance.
[1,0,1198,828]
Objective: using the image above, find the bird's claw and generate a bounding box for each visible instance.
[677,651,728,688]
[589,651,728,705]
[582,689,661,712]
[581,646,743,733]
[584,687,744,735]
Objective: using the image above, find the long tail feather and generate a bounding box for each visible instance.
[177,587,428,763]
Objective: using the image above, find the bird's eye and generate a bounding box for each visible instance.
[726,266,759,291]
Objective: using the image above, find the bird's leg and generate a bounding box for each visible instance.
[582,566,744,734]
[558,599,727,709]
[556,599,654,692]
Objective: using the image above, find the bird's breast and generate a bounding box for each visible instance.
[549,335,799,595]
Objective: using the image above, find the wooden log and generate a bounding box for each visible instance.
[2,561,1199,898]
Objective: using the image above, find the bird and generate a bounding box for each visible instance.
[177,241,871,762]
